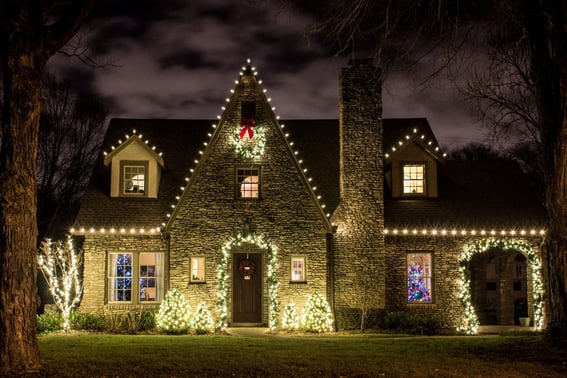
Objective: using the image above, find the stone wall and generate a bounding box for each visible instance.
[167,68,330,326]
[385,235,542,328]
[80,234,167,313]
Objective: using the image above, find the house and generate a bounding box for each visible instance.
[71,59,548,332]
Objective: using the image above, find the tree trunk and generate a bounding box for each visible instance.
[0,34,46,376]
[521,0,567,338]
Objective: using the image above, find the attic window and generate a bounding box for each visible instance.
[236,167,260,198]
[121,161,148,196]
[403,164,425,195]
[241,101,256,119]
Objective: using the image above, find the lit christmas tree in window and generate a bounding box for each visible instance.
[407,263,432,302]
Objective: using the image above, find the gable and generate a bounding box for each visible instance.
[165,63,332,234]
[104,137,164,198]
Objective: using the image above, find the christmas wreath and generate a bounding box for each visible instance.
[238,258,256,277]
[232,117,266,158]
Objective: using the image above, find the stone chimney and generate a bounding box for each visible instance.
[331,59,385,322]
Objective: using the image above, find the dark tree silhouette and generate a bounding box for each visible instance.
[37,73,107,240]
[0,2,93,375]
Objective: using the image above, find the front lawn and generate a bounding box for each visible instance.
[39,332,567,377]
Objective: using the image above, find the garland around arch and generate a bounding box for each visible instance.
[217,233,279,330]
[458,238,544,334]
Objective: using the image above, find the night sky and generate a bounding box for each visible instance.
[46,0,487,148]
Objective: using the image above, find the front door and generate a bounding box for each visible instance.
[232,253,262,324]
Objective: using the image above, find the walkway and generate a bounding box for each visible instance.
[226,327,271,337]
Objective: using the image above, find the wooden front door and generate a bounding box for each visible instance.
[232,253,262,324]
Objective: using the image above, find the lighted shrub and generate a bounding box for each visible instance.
[281,302,299,331]
[301,293,334,333]
[156,288,191,334]
[190,303,215,334]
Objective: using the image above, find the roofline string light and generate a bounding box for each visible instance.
[384,228,546,236]
[163,58,332,231]
[384,127,447,159]
[102,129,163,158]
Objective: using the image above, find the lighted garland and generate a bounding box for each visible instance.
[458,238,544,334]
[217,233,279,330]
[232,123,266,158]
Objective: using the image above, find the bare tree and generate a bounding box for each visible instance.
[0,2,93,375]
[38,236,83,332]
[37,73,106,240]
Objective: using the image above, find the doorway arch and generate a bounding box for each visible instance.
[459,238,544,334]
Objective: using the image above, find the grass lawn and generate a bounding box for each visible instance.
[39,332,567,377]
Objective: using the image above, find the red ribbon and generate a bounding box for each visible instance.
[239,118,256,139]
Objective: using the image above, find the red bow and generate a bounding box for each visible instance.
[239,118,256,139]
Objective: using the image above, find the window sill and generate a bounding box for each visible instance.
[189,281,207,284]
[289,281,307,285]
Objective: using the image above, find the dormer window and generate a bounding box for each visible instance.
[236,167,260,198]
[121,161,148,196]
[403,164,425,195]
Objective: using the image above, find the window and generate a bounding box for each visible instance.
[108,252,164,303]
[190,257,206,282]
[403,164,425,194]
[291,256,306,282]
[236,167,260,198]
[122,162,147,195]
[407,252,432,302]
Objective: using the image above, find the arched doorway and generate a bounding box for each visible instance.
[469,249,528,325]
[459,238,544,334]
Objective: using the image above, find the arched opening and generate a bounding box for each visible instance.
[469,249,528,325]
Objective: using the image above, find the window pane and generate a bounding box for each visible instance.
[124,165,146,194]
[237,168,259,198]
[139,253,160,302]
[407,253,432,302]
[291,257,305,282]
[191,257,205,282]
[109,253,132,302]
[403,165,425,194]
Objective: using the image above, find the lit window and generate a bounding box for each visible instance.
[109,252,163,303]
[190,257,206,282]
[403,164,425,194]
[407,252,432,302]
[236,168,260,198]
[291,256,306,282]
[123,164,146,195]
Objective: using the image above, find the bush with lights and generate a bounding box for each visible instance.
[281,302,300,331]
[156,288,191,334]
[190,303,215,334]
[301,293,334,333]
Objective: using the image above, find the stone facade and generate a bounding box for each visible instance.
[75,60,547,332]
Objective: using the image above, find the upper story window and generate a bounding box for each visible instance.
[402,164,425,195]
[121,161,148,196]
[236,167,260,199]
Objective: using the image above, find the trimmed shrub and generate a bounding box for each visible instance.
[301,293,334,333]
[190,303,215,334]
[281,302,299,331]
[37,312,63,333]
[71,311,107,332]
[156,288,191,334]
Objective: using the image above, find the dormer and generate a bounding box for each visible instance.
[103,134,165,198]
[383,119,446,199]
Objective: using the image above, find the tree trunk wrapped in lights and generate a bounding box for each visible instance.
[38,237,83,332]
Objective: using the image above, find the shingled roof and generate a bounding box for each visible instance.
[73,117,547,233]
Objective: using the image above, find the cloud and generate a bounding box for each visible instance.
[45,0,484,148]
